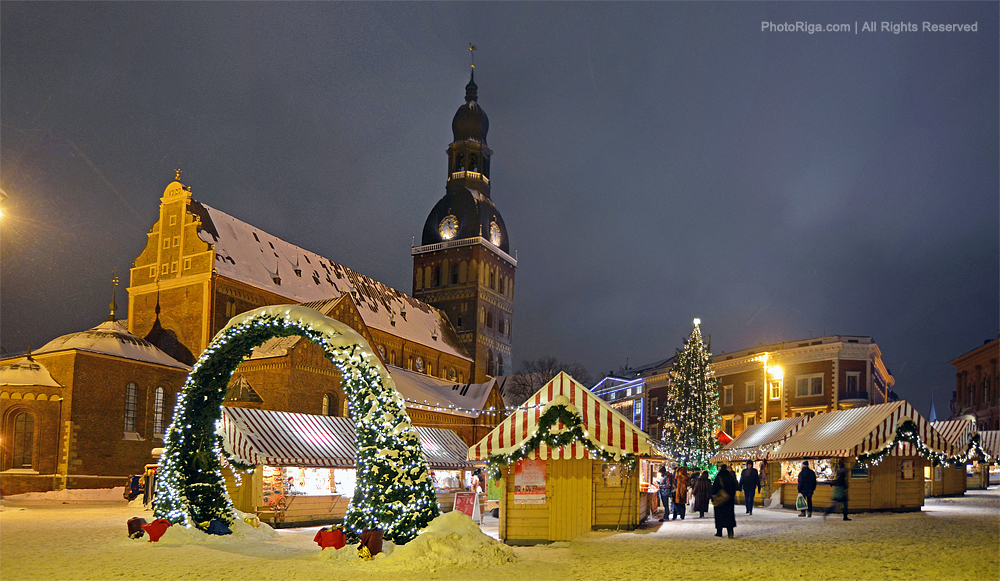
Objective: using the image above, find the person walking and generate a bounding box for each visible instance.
[738,460,761,515]
[797,461,817,517]
[712,464,738,538]
[692,470,711,518]
[672,466,690,520]
[824,459,852,521]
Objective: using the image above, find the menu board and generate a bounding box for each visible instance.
[514,459,546,504]
[453,492,481,521]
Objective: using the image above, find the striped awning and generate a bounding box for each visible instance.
[769,401,957,460]
[468,372,649,461]
[221,406,475,470]
[930,419,976,451]
[979,431,1000,460]
[710,416,811,463]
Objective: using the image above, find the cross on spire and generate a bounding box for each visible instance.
[469,43,477,70]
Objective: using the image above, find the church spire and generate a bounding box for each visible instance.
[107,276,119,322]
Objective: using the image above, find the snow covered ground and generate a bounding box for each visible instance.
[1,487,997,580]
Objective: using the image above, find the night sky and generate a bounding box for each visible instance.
[2,2,997,417]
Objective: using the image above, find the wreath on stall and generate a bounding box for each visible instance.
[153,305,439,544]
[484,396,637,482]
[857,419,962,467]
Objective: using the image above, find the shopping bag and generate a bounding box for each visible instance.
[711,489,729,506]
[795,493,807,510]
[832,486,846,502]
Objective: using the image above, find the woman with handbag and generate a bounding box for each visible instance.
[711,464,738,538]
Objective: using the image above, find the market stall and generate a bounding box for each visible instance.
[926,419,974,496]
[768,401,960,513]
[973,430,1000,488]
[710,416,812,506]
[220,407,480,527]
[468,372,650,544]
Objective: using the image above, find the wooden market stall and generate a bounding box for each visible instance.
[468,372,650,545]
[927,419,974,496]
[767,401,960,513]
[970,430,1000,489]
[710,416,811,507]
[220,407,481,527]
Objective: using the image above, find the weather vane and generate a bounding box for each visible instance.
[470,43,476,70]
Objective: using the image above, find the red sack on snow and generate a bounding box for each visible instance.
[127,517,147,539]
[359,529,383,557]
[141,518,172,542]
[313,527,346,550]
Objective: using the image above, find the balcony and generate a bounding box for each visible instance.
[449,170,489,184]
[839,391,869,408]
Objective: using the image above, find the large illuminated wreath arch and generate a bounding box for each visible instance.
[153,305,439,543]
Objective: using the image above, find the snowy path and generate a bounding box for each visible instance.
[1,489,997,581]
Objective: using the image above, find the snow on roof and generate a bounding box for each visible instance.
[0,356,63,388]
[711,416,811,463]
[33,320,190,370]
[388,365,496,418]
[193,200,469,361]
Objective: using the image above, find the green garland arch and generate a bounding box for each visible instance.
[152,305,439,544]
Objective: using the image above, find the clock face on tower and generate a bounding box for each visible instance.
[489,221,502,246]
[439,215,459,240]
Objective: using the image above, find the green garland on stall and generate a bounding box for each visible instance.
[963,433,993,464]
[857,419,962,467]
[484,403,637,482]
[153,309,439,544]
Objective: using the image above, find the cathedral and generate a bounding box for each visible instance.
[0,70,516,492]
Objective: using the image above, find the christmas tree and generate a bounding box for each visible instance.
[661,318,721,469]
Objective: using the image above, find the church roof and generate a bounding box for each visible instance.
[192,201,470,361]
[0,356,63,388]
[33,319,190,370]
[452,72,489,144]
[419,187,510,254]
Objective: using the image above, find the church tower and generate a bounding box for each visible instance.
[412,67,515,383]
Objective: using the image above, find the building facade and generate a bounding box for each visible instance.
[950,337,999,430]
[711,335,894,438]
[412,70,515,383]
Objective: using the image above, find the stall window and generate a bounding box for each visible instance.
[12,412,35,469]
[124,382,138,432]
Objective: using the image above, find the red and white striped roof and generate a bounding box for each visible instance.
[769,401,957,460]
[710,416,811,463]
[979,431,1000,460]
[930,419,976,451]
[468,372,649,461]
[221,406,475,470]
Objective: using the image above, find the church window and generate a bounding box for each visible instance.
[173,236,180,247]
[459,261,468,283]
[153,387,166,435]
[415,269,422,290]
[322,393,339,417]
[455,153,464,171]
[424,267,432,289]
[451,266,459,285]
[480,307,486,325]
[12,412,34,469]
[487,350,494,376]
[489,270,496,290]
[161,264,169,275]
[169,215,177,226]
[124,383,138,432]
[486,311,493,328]
[183,258,191,270]
[170,261,178,273]
[163,239,170,249]
[497,353,504,376]
[149,266,157,277]
[470,154,478,172]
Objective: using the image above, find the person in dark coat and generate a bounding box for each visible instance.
[692,470,711,517]
[738,460,761,515]
[711,464,738,538]
[797,461,817,517]
[823,459,852,521]
[656,467,673,522]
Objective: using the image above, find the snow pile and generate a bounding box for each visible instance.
[154,510,278,545]
[383,510,516,568]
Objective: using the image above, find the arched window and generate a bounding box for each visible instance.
[489,270,496,290]
[153,387,166,435]
[480,307,486,325]
[12,412,34,469]
[455,152,464,171]
[470,153,478,172]
[124,383,138,432]
[459,261,468,283]
[486,311,493,328]
[322,393,339,417]
[487,350,494,376]
[497,353,504,376]
[414,269,423,290]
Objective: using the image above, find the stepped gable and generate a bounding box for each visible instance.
[192,201,469,361]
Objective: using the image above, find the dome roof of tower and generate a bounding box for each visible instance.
[34,319,190,370]
[0,356,63,388]
[421,187,509,254]
[451,74,489,143]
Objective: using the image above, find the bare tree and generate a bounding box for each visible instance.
[503,356,594,406]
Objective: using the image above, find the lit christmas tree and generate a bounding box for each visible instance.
[661,318,721,469]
